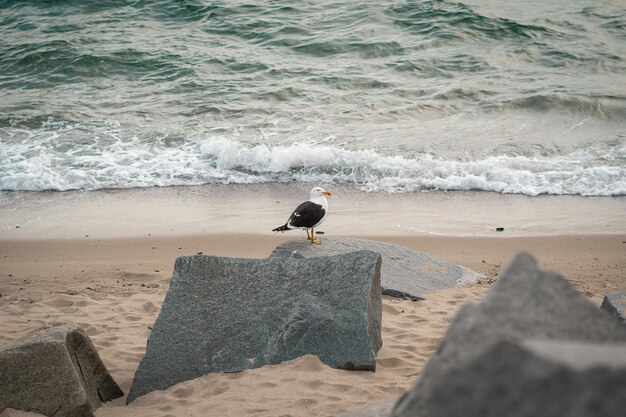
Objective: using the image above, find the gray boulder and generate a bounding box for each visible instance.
[391,252,626,417]
[127,251,382,404]
[0,324,124,417]
[398,339,626,417]
[601,292,626,324]
[342,339,626,417]
[270,238,480,300]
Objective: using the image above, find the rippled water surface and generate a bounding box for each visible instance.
[1,0,625,194]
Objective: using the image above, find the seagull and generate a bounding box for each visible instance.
[272,187,332,244]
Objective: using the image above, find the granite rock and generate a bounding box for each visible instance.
[401,339,626,417]
[391,252,626,417]
[342,340,626,417]
[601,292,626,324]
[270,237,480,300]
[0,324,124,417]
[127,251,382,403]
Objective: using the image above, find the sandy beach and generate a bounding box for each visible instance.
[3,0,626,415]
[1,185,625,417]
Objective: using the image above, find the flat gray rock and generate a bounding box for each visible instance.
[391,252,626,417]
[0,324,124,417]
[127,251,382,404]
[270,238,480,300]
[601,292,626,324]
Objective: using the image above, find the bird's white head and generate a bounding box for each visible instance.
[310,187,332,198]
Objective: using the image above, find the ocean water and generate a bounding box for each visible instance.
[0,0,624,196]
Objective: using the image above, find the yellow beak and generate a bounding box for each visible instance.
[323,191,332,196]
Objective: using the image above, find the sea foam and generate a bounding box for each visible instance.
[1,136,624,196]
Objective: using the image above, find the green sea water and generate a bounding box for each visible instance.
[0,0,625,194]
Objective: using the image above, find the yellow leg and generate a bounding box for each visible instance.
[306,229,312,240]
[311,228,321,244]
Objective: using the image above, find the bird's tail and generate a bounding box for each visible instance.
[272,224,290,232]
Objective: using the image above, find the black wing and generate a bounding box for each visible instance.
[287,201,326,228]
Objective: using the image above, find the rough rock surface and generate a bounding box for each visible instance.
[270,237,480,300]
[390,252,626,417]
[601,292,626,324]
[400,339,626,417]
[341,339,626,417]
[127,251,382,404]
[0,324,124,417]
[0,410,47,417]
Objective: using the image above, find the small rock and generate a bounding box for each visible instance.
[0,324,123,416]
[601,292,626,324]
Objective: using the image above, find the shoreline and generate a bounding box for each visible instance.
[2,183,626,240]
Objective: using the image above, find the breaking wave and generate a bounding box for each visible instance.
[1,136,624,196]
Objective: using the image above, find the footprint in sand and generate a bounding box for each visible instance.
[429,310,449,316]
[302,379,323,389]
[172,385,195,399]
[140,301,159,314]
[245,408,271,414]
[295,398,318,408]
[377,357,407,369]
[389,331,419,342]
[42,297,74,308]
[97,340,114,348]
